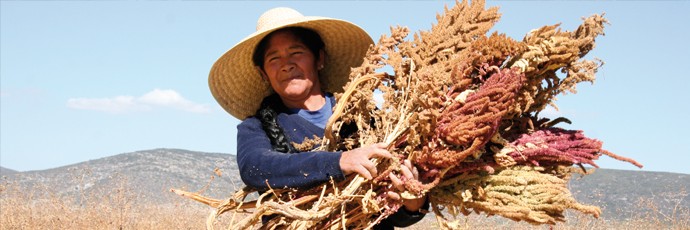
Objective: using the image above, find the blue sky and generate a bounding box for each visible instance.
[1,1,688,174]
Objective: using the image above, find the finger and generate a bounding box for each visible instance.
[362,160,378,178]
[401,164,414,180]
[368,148,392,159]
[356,164,373,180]
[389,172,404,191]
[386,191,401,200]
[374,143,389,149]
[404,159,419,179]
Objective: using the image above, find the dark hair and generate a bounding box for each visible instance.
[252,27,325,70]
[257,94,297,153]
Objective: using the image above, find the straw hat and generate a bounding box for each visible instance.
[209,7,374,120]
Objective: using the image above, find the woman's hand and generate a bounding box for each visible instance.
[340,143,392,180]
[388,159,427,212]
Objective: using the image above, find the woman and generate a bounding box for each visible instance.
[209,7,427,228]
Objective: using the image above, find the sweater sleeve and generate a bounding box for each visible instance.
[236,117,345,190]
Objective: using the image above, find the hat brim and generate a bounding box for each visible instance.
[209,16,373,120]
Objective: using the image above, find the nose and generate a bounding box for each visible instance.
[280,59,295,72]
[281,64,295,72]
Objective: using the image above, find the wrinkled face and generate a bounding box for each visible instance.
[258,30,325,102]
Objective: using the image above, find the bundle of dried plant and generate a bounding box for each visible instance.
[174,0,642,229]
[430,165,601,225]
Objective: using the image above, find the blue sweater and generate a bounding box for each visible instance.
[235,94,427,228]
[236,101,344,189]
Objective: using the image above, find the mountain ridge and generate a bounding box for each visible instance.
[0,166,17,175]
[2,148,688,220]
[2,148,244,204]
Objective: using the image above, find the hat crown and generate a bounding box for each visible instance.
[256,7,304,31]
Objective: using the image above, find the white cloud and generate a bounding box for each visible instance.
[67,89,211,113]
[67,95,149,113]
[138,89,210,113]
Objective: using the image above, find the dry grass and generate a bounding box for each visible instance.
[0,174,237,230]
[407,207,690,230]
[1,173,687,230]
[408,189,689,230]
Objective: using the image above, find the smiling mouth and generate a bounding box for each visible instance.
[284,74,302,82]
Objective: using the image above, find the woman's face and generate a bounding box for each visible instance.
[259,30,325,103]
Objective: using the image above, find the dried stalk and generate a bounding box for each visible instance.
[174,0,642,228]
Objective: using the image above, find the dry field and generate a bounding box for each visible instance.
[1,176,688,230]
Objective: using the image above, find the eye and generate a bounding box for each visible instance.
[266,56,279,63]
